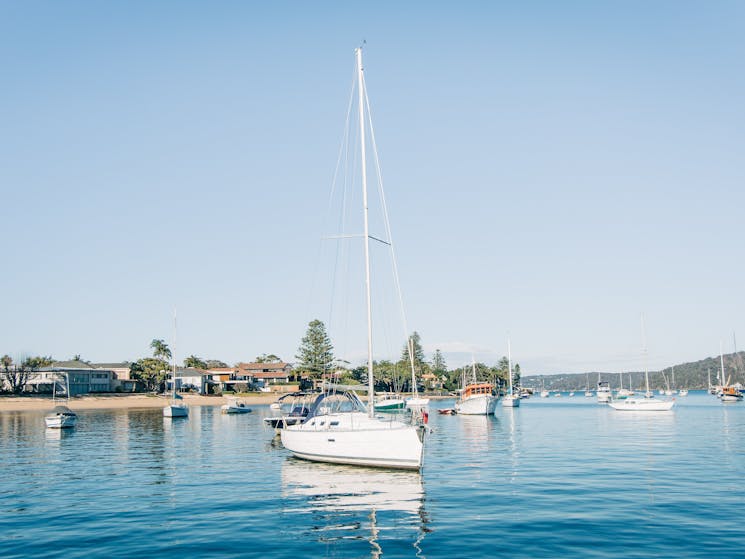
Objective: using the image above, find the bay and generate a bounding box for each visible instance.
[1,392,743,558]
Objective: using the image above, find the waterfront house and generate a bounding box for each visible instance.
[165,367,210,395]
[31,360,114,395]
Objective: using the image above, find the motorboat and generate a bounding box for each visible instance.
[597,380,612,403]
[374,393,406,411]
[221,398,252,414]
[264,393,315,429]
[45,405,78,429]
[608,396,675,411]
[456,383,498,415]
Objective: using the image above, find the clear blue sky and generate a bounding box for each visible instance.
[2,1,744,374]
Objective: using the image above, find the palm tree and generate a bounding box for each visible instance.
[150,339,172,361]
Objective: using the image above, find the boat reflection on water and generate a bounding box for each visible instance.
[281,459,429,558]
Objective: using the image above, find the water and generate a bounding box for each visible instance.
[1,393,743,558]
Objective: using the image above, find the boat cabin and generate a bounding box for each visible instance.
[462,383,494,399]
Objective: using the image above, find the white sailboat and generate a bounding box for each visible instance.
[163,311,188,418]
[45,372,78,429]
[281,47,425,470]
[609,317,674,412]
[584,373,593,397]
[501,338,519,408]
[405,337,429,409]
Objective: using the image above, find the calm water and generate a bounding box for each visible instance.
[1,393,743,558]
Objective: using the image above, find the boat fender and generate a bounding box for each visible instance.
[422,410,429,424]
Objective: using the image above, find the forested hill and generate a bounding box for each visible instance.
[522,352,745,391]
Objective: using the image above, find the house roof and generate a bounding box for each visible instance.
[49,360,94,369]
[206,367,237,373]
[238,362,291,371]
[91,362,131,369]
[174,367,209,377]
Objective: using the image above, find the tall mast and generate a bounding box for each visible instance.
[356,47,374,416]
[173,309,177,401]
[720,341,726,387]
[507,338,513,396]
[408,337,417,397]
[641,314,650,397]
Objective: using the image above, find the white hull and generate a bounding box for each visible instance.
[45,414,77,428]
[222,404,252,414]
[597,391,612,403]
[163,404,189,418]
[501,395,520,408]
[608,398,674,412]
[721,394,742,402]
[405,397,430,408]
[456,394,498,415]
[281,411,424,470]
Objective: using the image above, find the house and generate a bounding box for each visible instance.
[236,362,293,388]
[421,372,445,391]
[165,367,210,395]
[31,360,114,395]
[91,362,144,392]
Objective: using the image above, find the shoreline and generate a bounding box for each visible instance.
[0,393,279,412]
[0,392,454,412]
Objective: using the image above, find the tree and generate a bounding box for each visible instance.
[183,355,208,369]
[295,319,334,377]
[256,353,281,363]
[1,356,49,394]
[130,358,170,392]
[73,354,82,361]
[432,349,447,375]
[204,359,228,369]
[400,332,425,367]
[150,339,172,361]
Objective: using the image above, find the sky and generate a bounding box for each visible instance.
[2,1,744,374]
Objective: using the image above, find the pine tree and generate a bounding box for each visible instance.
[295,319,335,377]
[400,331,425,366]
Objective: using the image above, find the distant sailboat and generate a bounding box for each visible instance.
[405,337,429,409]
[609,316,674,412]
[164,311,188,418]
[501,338,519,408]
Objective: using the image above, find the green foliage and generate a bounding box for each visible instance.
[130,358,170,392]
[431,349,447,375]
[150,339,172,361]
[255,354,281,363]
[23,355,54,369]
[401,332,425,367]
[183,355,208,369]
[204,359,228,368]
[295,319,334,377]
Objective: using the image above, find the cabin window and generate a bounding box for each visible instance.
[330,421,339,426]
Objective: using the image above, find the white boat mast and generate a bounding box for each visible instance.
[507,338,513,396]
[356,47,375,417]
[408,337,418,397]
[641,314,650,397]
[172,309,177,402]
[720,341,726,387]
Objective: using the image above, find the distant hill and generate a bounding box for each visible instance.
[522,351,745,391]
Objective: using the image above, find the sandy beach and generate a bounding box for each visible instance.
[0,393,279,412]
